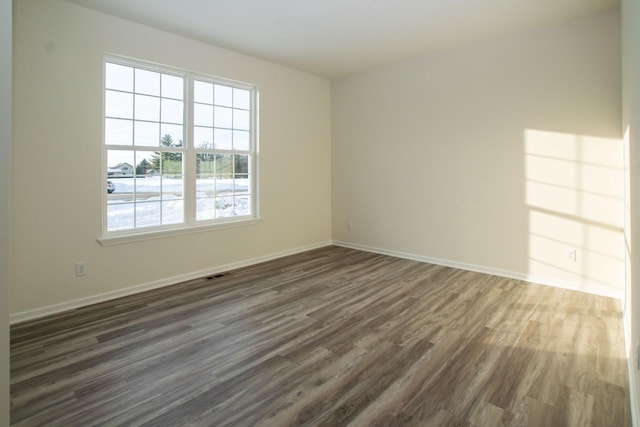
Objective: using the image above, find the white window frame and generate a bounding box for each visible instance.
[99,56,259,246]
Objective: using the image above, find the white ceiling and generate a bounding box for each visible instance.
[65,0,619,78]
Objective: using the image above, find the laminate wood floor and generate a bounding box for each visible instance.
[10,246,630,426]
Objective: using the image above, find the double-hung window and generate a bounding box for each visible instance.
[102,58,258,242]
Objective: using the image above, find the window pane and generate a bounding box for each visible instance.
[106,178,123,202]
[234,154,249,174]
[214,128,232,150]
[159,152,182,175]
[134,151,155,176]
[215,175,233,196]
[163,200,183,224]
[215,154,233,176]
[214,84,233,107]
[160,125,183,149]
[234,175,249,194]
[107,150,135,179]
[194,103,213,127]
[196,174,215,196]
[105,118,133,146]
[193,126,214,149]
[135,69,160,96]
[194,80,213,104]
[135,121,160,146]
[234,195,250,216]
[162,174,183,198]
[197,154,216,175]
[105,63,133,92]
[108,179,134,202]
[136,201,161,228]
[216,196,235,217]
[107,151,134,209]
[108,203,135,231]
[135,94,160,122]
[105,90,133,119]
[232,130,249,151]
[233,88,250,109]
[161,99,183,124]
[162,74,183,100]
[233,109,250,131]
[214,106,232,128]
[196,197,216,221]
[133,152,158,199]
[134,176,160,203]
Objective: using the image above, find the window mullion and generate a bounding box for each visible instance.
[184,75,196,226]
[251,88,258,218]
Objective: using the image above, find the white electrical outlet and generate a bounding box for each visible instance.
[347,221,352,231]
[75,261,87,277]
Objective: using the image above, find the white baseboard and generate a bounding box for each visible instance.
[10,241,332,324]
[332,240,623,301]
[11,239,623,324]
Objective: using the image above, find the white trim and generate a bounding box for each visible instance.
[12,239,625,322]
[332,240,624,301]
[10,241,332,324]
[98,217,261,246]
[102,55,259,239]
[624,310,640,426]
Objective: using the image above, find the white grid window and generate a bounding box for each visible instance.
[193,80,253,221]
[103,58,257,238]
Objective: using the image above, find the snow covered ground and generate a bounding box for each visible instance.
[107,176,250,231]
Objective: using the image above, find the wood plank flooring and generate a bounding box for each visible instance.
[10,246,631,426]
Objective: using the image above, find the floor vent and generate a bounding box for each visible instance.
[206,273,227,280]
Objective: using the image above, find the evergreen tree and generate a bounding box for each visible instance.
[136,159,151,175]
[234,154,248,175]
[151,134,182,175]
[196,141,216,174]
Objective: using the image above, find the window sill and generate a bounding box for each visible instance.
[97,217,261,246]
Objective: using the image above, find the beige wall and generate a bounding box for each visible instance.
[332,8,623,297]
[622,0,640,420]
[12,0,332,315]
[1,0,11,421]
[7,0,632,421]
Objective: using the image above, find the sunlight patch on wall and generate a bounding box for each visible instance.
[623,124,631,325]
[525,129,624,295]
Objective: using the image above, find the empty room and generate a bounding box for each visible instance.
[3,0,640,425]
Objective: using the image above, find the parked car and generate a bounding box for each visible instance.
[107,180,115,194]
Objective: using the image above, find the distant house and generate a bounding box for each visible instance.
[108,162,134,176]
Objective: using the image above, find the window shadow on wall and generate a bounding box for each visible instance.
[524,129,624,300]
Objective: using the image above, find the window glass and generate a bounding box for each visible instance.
[104,59,257,236]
